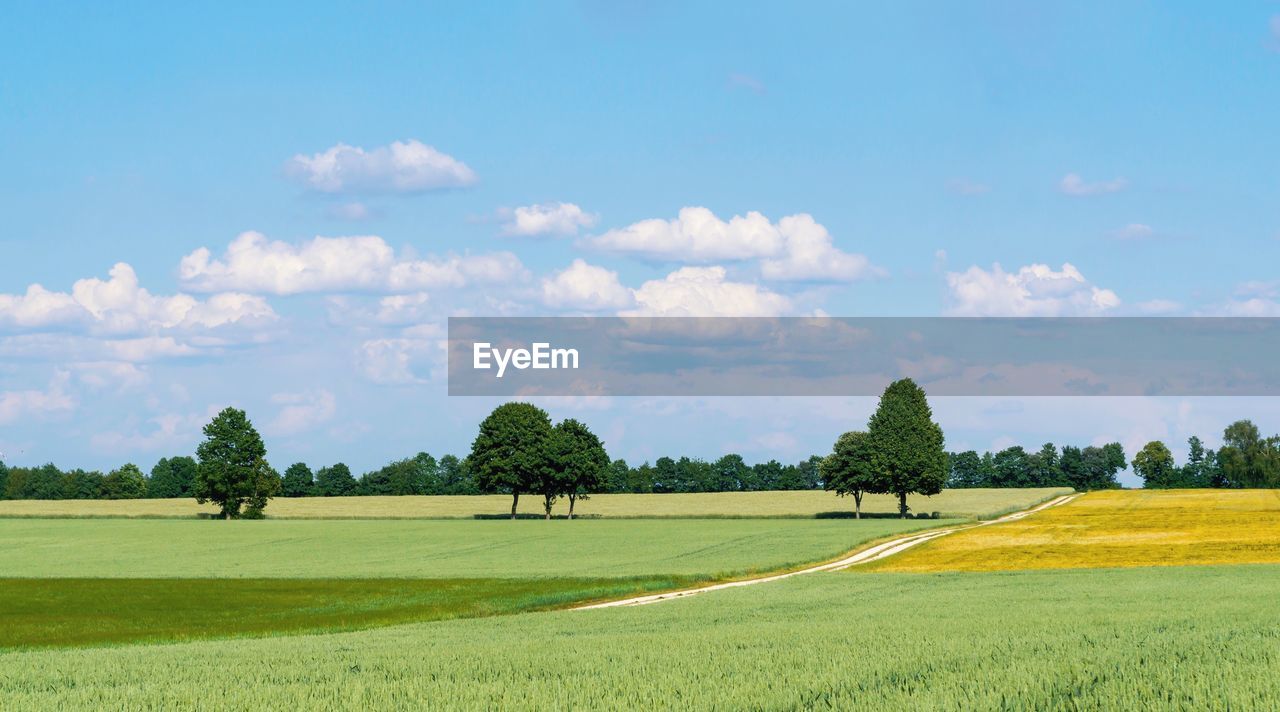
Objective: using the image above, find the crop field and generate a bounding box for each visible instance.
[4,565,1280,709]
[0,518,950,579]
[0,517,951,650]
[0,487,1069,520]
[873,489,1280,572]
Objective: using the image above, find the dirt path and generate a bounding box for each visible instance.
[574,493,1080,610]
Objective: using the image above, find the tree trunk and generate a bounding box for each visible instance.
[568,494,576,520]
[511,492,519,520]
[544,494,554,520]
[853,491,862,519]
[898,491,909,519]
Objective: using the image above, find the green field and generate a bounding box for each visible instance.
[4,565,1279,709]
[0,487,1071,520]
[0,518,949,578]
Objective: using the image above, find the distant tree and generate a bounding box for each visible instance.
[103,463,148,499]
[866,379,947,517]
[652,457,678,493]
[0,460,8,498]
[1133,441,1177,489]
[822,431,880,518]
[61,469,104,499]
[948,450,984,488]
[281,462,314,497]
[1027,443,1061,487]
[752,460,785,491]
[438,454,479,495]
[315,463,358,496]
[1079,443,1126,490]
[1218,420,1280,488]
[194,407,270,519]
[148,456,197,498]
[469,402,554,519]
[605,458,631,494]
[791,455,824,490]
[991,446,1030,488]
[712,454,749,492]
[1178,436,1209,488]
[548,418,609,519]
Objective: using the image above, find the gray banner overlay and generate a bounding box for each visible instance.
[448,317,1280,397]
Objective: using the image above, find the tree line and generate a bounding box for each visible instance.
[1132,420,1280,489]
[945,442,1127,490]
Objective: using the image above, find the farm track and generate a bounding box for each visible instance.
[574,493,1081,610]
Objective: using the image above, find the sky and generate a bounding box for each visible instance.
[3,1,1280,485]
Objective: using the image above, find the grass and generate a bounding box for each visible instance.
[871,488,1280,573]
[0,518,953,579]
[0,576,702,650]
[4,565,1280,709]
[0,487,1071,520]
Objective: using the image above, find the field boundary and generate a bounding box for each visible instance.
[573,493,1080,610]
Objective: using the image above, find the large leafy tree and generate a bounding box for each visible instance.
[242,459,281,518]
[1133,441,1177,489]
[469,402,554,519]
[821,430,881,518]
[549,418,609,519]
[148,456,197,498]
[1218,420,1280,488]
[866,378,947,518]
[195,407,271,519]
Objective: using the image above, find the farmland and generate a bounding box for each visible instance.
[3,565,1280,709]
[873,489,1280,572]
[0,487,1069,520]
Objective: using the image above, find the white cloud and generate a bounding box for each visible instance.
[357,324,447,385]
[90,406,220,454]
[285,139,477,194]
[622,266,793,317]
[588,207,877,282]
[0,372,75,425]
[267,390,337,436]
[71,361,149,391]
[758,214,883,282]
[0,263,276,335]
[541,259,634,311]
[103,336,201,362]
[179,231,526,295]
[1111,223,1154,240]
[1059,172,1128,196]
[945,262,1121,316]
[502,202,598,237]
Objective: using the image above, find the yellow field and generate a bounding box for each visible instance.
[872,489,1280,572]
[0,488,1069,521]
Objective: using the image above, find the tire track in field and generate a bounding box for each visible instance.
[573,494,1081,610]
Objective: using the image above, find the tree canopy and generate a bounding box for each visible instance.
[865,379,947,518]
[194,407,272,519]
[470,402,555,519]
[821,431,878,518]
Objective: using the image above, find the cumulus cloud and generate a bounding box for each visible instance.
[622,266,793,317]
[1059,172,1128,196]
[71,361,150,391]
[758,214,883,282]
[587,207,878,282]
[541,259,634,311]
[267,389,337,436]
[285,139,477,194]
[357,324,447,385]
[502,202,598,237]
[0,263,276,335]
[0,372,75,425]
[326,202,373,221]
[90,406,220,454]
[945,262,1121,316]
[179,231,526,295]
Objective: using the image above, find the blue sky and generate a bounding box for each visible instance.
[3,2,1280,484]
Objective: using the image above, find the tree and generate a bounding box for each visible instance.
[281,462,314,497]
[315,463,357,496]
[712,454,749,492]
[866,378,947,518]
[102,463,148,499]
[1179,436,1209,488]
[948,450,984,488]
[242,459,281,518]
[1133,441,1177,489]
[469,402,554,519]
[992,447,1030,488]
[194,407,270,519]
[822,431,880,518]
[1079,443,1126,490]
[61,469,104,499]
[1218,420,1280,488]
[148,456,197,498]
[0,460,7,499]
[439,454,479,495]
[549,418,609,519]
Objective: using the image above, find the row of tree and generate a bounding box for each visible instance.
[1132,420,1280,489]
[946,443,1127,490]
